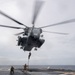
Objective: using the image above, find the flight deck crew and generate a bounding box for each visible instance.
[24,64,28,72]
[10,66,14,74]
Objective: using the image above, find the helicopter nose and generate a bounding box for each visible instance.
[33,34,39,39]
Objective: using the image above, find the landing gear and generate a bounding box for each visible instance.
[20,46,23,49]
[34,47,37,51]
[41,35,43,37]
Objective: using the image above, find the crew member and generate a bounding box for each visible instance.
[24,64,28,72]
[28,52,31,59]
[10,66,14,74]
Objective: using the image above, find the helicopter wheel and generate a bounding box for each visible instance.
[34,47,37,51]
[20,46,23,49]
[41,35,43,37]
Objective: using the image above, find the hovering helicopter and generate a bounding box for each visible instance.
[0,0,75,51]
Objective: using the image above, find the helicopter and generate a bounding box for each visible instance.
[0,0,75,51]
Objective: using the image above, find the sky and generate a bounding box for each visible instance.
[0,0,75,65]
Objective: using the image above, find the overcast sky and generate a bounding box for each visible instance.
[0,0,75,65]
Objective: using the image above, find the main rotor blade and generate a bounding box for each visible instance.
[32,0,44,25]
[0,10,28,27]
[43,30,68,35]
[15,32,24,35]
[38,19,75,29]
[0,25,24,29]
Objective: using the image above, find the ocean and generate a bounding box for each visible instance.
[0,65,75,75]
[0,65,75,71]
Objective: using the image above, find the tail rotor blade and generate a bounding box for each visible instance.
[32,0,44,25]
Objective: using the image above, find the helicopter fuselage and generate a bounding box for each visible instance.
[17,27,45,51]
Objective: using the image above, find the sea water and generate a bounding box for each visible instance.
[0,65,75,71]
[0,65,75,75]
